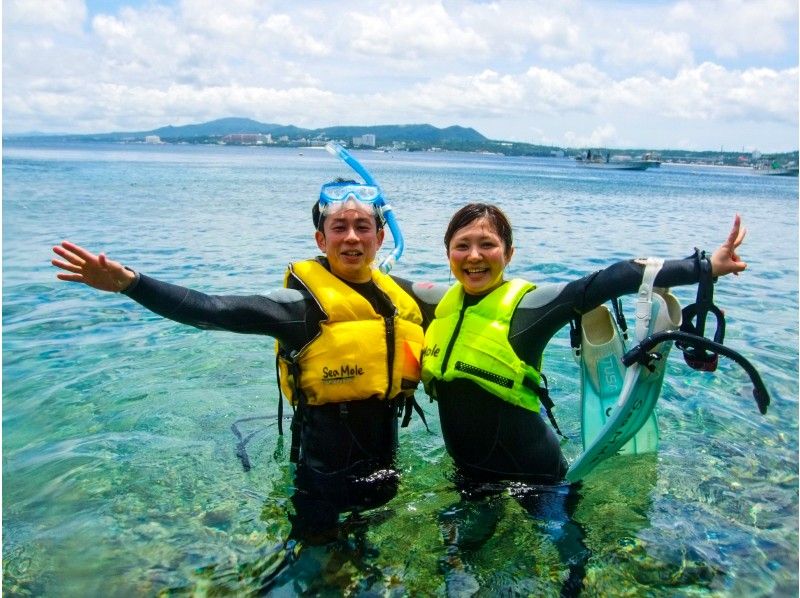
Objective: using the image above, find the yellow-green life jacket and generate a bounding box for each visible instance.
[421,279,545,412]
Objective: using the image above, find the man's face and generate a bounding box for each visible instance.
[315,203,384,283]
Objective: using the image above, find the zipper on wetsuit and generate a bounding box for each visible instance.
[440,302,469,373]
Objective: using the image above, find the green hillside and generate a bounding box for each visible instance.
[8,118,487,146]
[5,118,796,162]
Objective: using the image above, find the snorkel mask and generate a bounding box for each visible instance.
[321,142,404,273]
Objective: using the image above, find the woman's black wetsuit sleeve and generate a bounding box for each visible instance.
[578,256,700,311]
[509,256,701,361]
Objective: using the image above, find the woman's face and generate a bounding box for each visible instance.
[447,216,513,295]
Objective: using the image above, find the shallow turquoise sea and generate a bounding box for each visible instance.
[3,142,798,596]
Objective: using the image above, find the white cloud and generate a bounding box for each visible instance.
[2,0,797,150]
[458,2,585,63]
[650,63,799,124]
[522,64,609,112]
[258,15,329,57]
[670,0,798,58]
[564,124,618,148]
[600,29,694,73]
[346,2,488,62]
[4,0,87,32]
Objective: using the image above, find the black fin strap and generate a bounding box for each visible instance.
[569,316,582,355]
[611,297,629,340]
[679,249,726,371]
[694,248,714,336]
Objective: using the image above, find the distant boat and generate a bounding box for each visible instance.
[639,152,662,168]
[753,160,798,177]
[575,151,651,170]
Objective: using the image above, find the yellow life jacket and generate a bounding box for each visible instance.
[421,279,546,412]
[276,259,424,407]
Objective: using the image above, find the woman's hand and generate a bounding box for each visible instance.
[710,214,747,278]
[52,241,136,292]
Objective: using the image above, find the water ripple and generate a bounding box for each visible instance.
[4,144,797,597]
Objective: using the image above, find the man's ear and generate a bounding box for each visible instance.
[315,230,326,252]
[376,227,385,247]
[505,245,515,264]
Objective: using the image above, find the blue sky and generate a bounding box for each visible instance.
[3,0,798,152]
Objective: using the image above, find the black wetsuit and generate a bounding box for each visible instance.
[121,255,702,502]
[122,258,432,536]
[411,256,705,485]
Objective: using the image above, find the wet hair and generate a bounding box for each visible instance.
[444,203,514,257]
[312,178,384,232]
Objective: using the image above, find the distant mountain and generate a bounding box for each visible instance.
[316,124,486,144]
[148,117,284,138]
[6,118,797,158]
[44,117,288,142]
[4,117,488,145]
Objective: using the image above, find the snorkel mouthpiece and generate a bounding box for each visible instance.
[322,142,404,273]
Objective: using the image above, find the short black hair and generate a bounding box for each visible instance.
[311,200,324,231]
[312,178,384,232]
[444,203,513,257]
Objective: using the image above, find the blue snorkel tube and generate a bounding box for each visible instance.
[324,142,404,273]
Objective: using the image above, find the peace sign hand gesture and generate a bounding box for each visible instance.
[711,214,748,278]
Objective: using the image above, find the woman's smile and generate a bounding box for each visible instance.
[447,217,514,295]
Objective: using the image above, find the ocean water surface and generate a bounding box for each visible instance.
[3,141,798,596]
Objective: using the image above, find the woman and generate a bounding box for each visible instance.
[421,203,747,485]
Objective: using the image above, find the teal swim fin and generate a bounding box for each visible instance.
[577,304,628,452]
[567,259,682,482]
[576,297,666,457]
[623,289,681,453]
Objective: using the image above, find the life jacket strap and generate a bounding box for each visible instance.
[401,395,430,431]
[289,413,302,465]
[275,352,285,436]
[522,373,565,438]
[276,349,305,464]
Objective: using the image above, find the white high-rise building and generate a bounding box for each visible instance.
[352,134,376,147]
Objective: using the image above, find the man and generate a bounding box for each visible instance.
[52,191,427,539]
